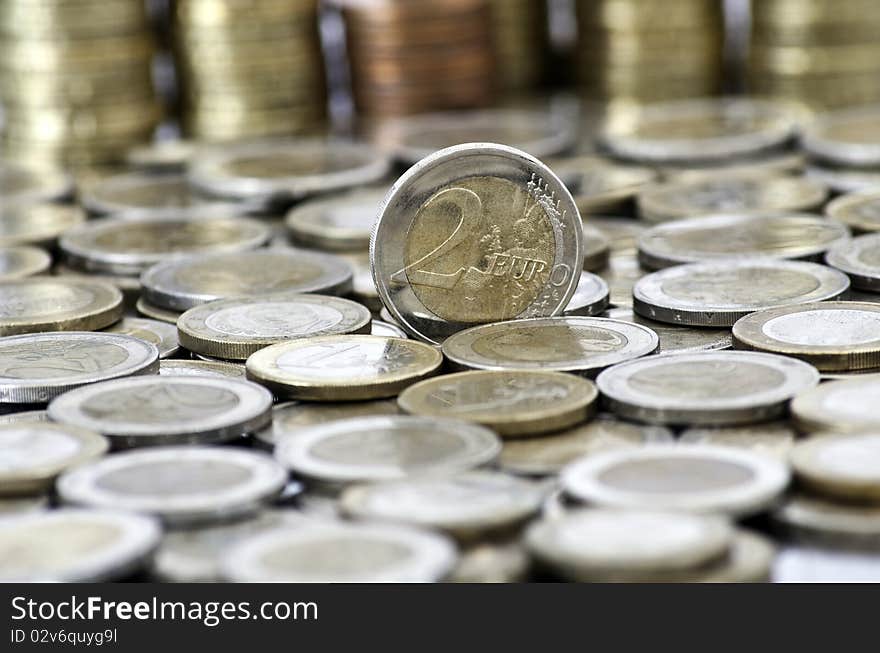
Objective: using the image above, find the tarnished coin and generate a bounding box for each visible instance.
[159,359,247,379]
[0,276,123,335]
[221,521,457,583]
[246,335,442,401]
[79,172,212,215]
[341,471,545,541]
[371,142,582,345]
[525,509,734,582]
[188,139,391,204]
[603,307,732,353]
[0,332,158,405]
[581,224,612,271]
[48,376,273,448]
[826,233,880,291]
[826,190,880,233]
[0,509,160,582]
[285,186,387,251]
[141,249,353,311]
[0,423,108,495]
[773,494,880,548]
[58,447,287,526]
[563,272,610,316]
[549,156,657,214]
[637,176,828,223]
[451,541,531,583]
[0,203,85,248]
[733,302,880,371]
[441,317,658,377]
[0,162,72,205]
[679,422,797,462]
[802,105,880,167]
[637,213,850,270]
[499,414,674,477]
[598,250,645,308]
[59,214,271,276]
[792,378,880,433]
[596,351,819,425]
[126,139,197,173]
[790,433,880,502]
[0,245,51,280]
[136,297,181,324]
[178,294,371,360]
[633,260,850,327]
[103,317,179,359]
[398,370,598,437]
[372,319,408,339]
[274,415,501,486]
[561,445,790,516]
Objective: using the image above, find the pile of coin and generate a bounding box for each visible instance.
[0,0,161,170]
[489,0,549,94]
[171,0,327,141]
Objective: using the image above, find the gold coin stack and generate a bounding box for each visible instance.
[0,0,161,170]
[338,0,496,117]
[574,0,724,105]
[489,0,549,94]
[749,0,880,112]
[172,0,327,141]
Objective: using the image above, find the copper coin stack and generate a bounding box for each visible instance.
[489,0,549,94]
[0,0,161,170]
[172,0,327,141]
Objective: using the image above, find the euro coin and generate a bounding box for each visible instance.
[581,224,612,271]
[159,359,246,379]
[679,422,797,462]
[773,494,880,548]
[79,172,213,215]
[285,186,387,251]
[603,307,732,353]
[371,319,408,339]
[0,277,123,335]
[550,156,657,215]
[563,272,610,316]
[135,297,180,324]
[0,245,51,280]
[792,377,880,433]
[802,105,880,167]
[0,203,85,248]
[103,317,179,359]
[790,433,880,502]
[825,190,880,233]
[826,233,880,291]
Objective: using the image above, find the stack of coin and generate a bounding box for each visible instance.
[749,0,880,113]
[574,0,724,105]
[0,0,161,170]
[489,0,549,94]
[172,0,327,141]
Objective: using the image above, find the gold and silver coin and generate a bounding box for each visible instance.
[441,317,658,377]
[398,370,598,437]
[561,444,790,516]
[679,422,797,462]
[637,213,850,270]
[802,105,880,168]
[221,521,457,583]
[792,378,880,433]
[158,359,247,379]
[826,190,880,233]
[103,317,179,359]
[596,351,819,425]
[274,415,501,486]
[78,172,212,215]
[371,142,583,345]
[581,224,612,271]
[246,335,442,401]
[0,509,160,582]
[563,271,610,317]
[0,276,123,335]
[140,248,354,311]
[0,423,108,496]
[603,307,732,353]
[0,245,52,280]
[732,302,880,371]
[790,433,880,503]
[773,494,880,548]
[178,294,372,361]
[48,376,273,448]
[549,156,657,215]
[0,332,158,406]
[633,260,850,327]
[58,447,287,526]
[637,175,828,223]
[826,233,880,291]
[285,186,387,251]
[0,203,85,248]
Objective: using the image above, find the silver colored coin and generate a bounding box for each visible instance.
[158,359,247,379]
[79,172,213,216]
[561,444,790,516]
[450,541,531,583]
[48,376,273,448]
[791,377,880,433]
[801,105,880,167]
[371,319,409,339]
[0,245,52,279]
[826,233,880,291]
[604,307,732,353]
[274,415,501,486]
[563,271,610,316]
[58,447,287,526]
[679,422,797,462]
[0,509,160,582]
[0,162,72,205]
[638,213,850,270]
[773,494,880,549]
[0,332,158,405]
[285,186,387,251]
[596,351,819,426]
[442,317,658,377]
[633,260,850,327]
[221,521,457,583]
[371,142,583,345]
[103,317,179,359]
[141,249,353,311]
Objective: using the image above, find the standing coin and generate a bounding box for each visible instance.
[826,190,880,233]
[398,370,598,437]
[792,378,880,433]
[159,359,247,379]
[103,317,179,359]
[141,249,353,311]
[826,233,880,291]
[603,307,732,353]
[58,447,287,526]
[0,203,85,248]
[561,445,790,516]
[0,277,123,335]
[285,186,387,251]
[679,422,797,462]
[733,302,880,371]
[246,335,442,400]
[371,142,582,345]
[0,245,51,280]
[178,294,372,360]
[441,317,658,377]
[633,260,850,327]
[597,351,819,425]
[563,271,610,316]
[790,434,880,503]
[48,376,273,448]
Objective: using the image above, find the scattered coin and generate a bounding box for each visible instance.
[802,105,880,167]
[246,335,442,401]
[679,422,797,462]
[633,260,850,327]
[398,370,598,437]
[79,172,212,215]
[790,433,880,502]
[371,319,408,339]
[158,359,247,379]
[826,233,880,291]
[285,186,387,251]
[135,297,180,324]
[371,142,582,345]
[598,250,645,308]
[597,351,819,425]
[450,541,531,583]
[549,155,657,214]
[773,494,880,549]
[0,245,51,280]
[826,190,880,233]
[103,317,179,359]
[48,376,273,448]
[792,378,880,433]
[0,203,85,248]
[58,447,287,526]
[563,271,610,316]
[603,307,732,353]
[561,444,790,516]
[581,224,612,271]
[441,317,658,377]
